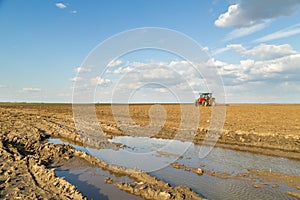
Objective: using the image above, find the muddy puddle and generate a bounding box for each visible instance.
[50,156,142,200]
[49,137,300,200]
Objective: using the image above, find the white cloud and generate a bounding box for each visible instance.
[202,46,209,51]
[107,59,122,67]
[55,3,67,9]
[70,10,77,14]
[80,56,300,103]
[206,58,227,68]
[109,61,211,95]
[251,54,300,75]
[212,44,247,56]
[209,44,300,102]
[109,66,133,74]
[244,43,297,59]
[108,60,222,103]
[91,77,112,86]
[0,85,7,88]
[22,88,41,92]
[69,77,82,82]
[75,67,91,73]
[213,53,300,86]
[169,60,189,67]
[212,43,249,56]
[255,23,300,42]
[215,0,300,28]
[215,4,242,27]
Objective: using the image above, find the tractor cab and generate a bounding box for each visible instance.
[195,92,215,106]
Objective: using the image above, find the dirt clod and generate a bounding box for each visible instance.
[105,177,113,184]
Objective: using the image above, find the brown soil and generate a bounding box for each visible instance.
[99,104,300,158]
[1,103,300,199]
[0,103,204,199]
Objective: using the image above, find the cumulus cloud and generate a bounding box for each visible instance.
[244,43,297,59]
[255,23,300,42]
[215,4,242,27]
[75,67,91,73]
[109,61,211,96]
[208,42,300,102]
[22,88,41,92]
[215,0,300,28]
[122,66,179,86]
[55,3,67,9]
[91,77,112,86]
[213,44,246,56]
[104,59,224,103]
[108,66,133,74]
[213,44,249,56]
[211,53,300,86]
[202,46,209,51]
[107,59,122,67]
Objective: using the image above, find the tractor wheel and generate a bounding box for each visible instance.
[211,101,216,106]
[195,101,199,107]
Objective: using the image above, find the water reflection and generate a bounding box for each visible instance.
[49,136,300,200]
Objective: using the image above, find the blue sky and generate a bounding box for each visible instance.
[1,0,300,103]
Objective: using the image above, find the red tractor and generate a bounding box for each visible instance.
[195,93,215,107]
